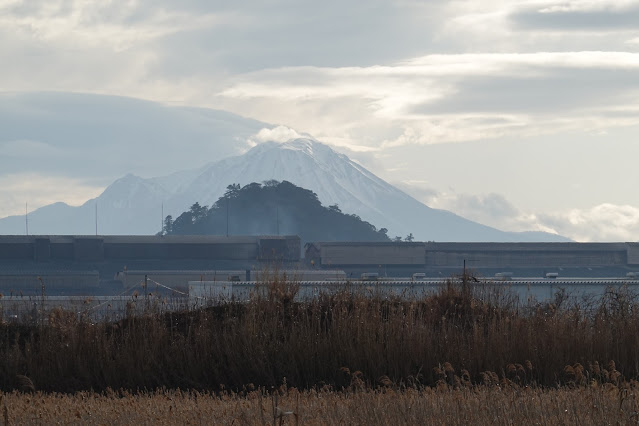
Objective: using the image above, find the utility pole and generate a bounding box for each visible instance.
[95,202,98,236]
[463,259,467,291]
[462,259,480,294]
[226,198,229,237]
[25,202,28,236]
[463,259,466,280]
[161,203,164,235]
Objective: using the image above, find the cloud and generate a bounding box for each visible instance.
[315,136,381,153]
[511,1,639,30]
[0,139,63,158]
[538,204,639,242]
[399,182,639,242]
[0,92,270,201]
[0,0,447,91]
[2,0,639,155]
[416,189,531,231]
[411,68,639,115]
[0,173,104,218]
[216,51,639,149]
[250,126,305,144]
[439,1,639,58]
[0,1,220,52]
[536,1,639,13]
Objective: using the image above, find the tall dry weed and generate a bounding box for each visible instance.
[0,278,637,392]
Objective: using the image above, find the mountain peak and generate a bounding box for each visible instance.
[1,131,565,241]
[247,138,350,168]
[251,138,318,154]
[117,172,142,182]
[278,138,326,155]
[99,172,169,208]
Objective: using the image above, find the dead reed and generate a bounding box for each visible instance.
[0,278,638,393]
[1,385,638,425]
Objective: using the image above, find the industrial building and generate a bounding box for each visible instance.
[2,235,639,295]
[0,235,301,295]
[0,235,300,263]
[113,270,248,294]
[0,271,100,295]
[305,241,639,278]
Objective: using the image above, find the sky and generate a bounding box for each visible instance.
[1,0,639,241]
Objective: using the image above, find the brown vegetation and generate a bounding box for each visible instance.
[0,278,638,393]
[1,385,639,425]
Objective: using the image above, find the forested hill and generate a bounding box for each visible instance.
[162,180,391,243]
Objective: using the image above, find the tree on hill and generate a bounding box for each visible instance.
[164,180,390,243]
[162,215,173,235]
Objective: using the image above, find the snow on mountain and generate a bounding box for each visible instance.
[0,137,570,241]
[160,138,558,242]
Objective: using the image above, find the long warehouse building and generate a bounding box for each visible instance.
[0,235,301,263]
[0,235,301,295]
[305,241,639,277]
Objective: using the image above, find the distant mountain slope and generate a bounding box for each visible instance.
[0,138,570,241]
[166,180,391,244]
[509,231,572,243]
[151,138,569,242]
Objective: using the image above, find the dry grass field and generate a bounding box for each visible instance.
[1,275,639,423]
[1,385,638,425]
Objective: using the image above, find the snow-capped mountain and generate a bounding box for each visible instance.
[0,138,569,241]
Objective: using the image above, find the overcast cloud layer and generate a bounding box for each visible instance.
[1,0,639,241]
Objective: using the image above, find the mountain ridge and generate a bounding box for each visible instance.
[0,138,571,242]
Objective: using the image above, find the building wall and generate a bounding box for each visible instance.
[251,269,346,281]
[74,238,105,261]
[319,243,425,265]
[0,272,100,292]
[0,236,633,268]
[50,242,74,260]
[425,249,627,268]
[0,235,302,262]
[258,236,301,261]
[311,241,631,268]
[34,238,51,261]
[104,242,259,260]
[628,243,639,265]
[0,236,33,260]
[117,270,246,293]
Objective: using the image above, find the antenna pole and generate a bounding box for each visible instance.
[25,202,28,236]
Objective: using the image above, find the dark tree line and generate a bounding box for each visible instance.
[161,180,391,243]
